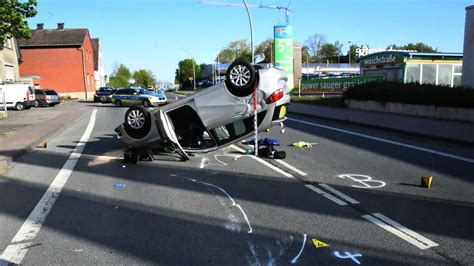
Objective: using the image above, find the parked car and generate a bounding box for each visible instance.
[94,86,115,102]
[115,60,290,163]
[0,84,34,111]
[111,87,167,107]
[34,89,61,107]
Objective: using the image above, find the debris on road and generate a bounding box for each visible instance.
[421,176,433,188]
[291,141,317,148]
[114,183,126,189]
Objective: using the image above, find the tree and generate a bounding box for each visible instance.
[388,42,437,52]
[255,38,273,64]
[0,0,37,45]
[305,34,327,63]
[132,69,156,89]
[177,59,201,90]
[348,44,360,63]
[217,39,251,63]
[108,64,132,87]
[321,43,338,63]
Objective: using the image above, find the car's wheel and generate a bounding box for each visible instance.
[274,150,286,159]
[115,100,122,107]
[123,152,139,164]
[143,99,151,108]
[34,100,40,108]
[15,102,25,111]
[225,60,256,97]
[123,105,152,139]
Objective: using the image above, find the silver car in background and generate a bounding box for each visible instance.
[115,60,290,163]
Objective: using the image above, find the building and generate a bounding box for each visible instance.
[462,5,474,88]
[18,23,96,99]
[0,38,21,83]
[358,51,463,87]
[91,38,106,89]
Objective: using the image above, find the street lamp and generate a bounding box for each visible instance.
[178,47,196,90]
[242,0,255,64]
[347,41,352,76]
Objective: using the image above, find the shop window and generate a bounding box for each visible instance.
[454,65,462,74]
[405,64,420,83]
[422,64,436,84]
[438,64,452,86]
[453,75,462,87]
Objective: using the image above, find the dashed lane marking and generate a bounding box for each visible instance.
[319,184,359,204]
[304,184,347,206]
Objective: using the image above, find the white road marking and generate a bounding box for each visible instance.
[187,178,253,234]
[338,174,386,189]
[290,234,307,264]
[275,159,308,176]
[371,213,439,248]
[319,184,359,204]
[362,214,438,250]
[304,184,347,206]
[288,118,474,164]
[0,110,97,265]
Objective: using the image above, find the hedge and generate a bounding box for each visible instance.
[343,81,474,108]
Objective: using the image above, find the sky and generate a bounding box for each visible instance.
[25,0,473,83]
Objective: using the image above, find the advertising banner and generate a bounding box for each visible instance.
[301,76,384,93]
[274,25,293,74]
[359,53,405,68]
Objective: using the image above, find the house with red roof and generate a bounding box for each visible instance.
[18,23,96,99]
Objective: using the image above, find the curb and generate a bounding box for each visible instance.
[0,107,93,175]
[288,109,474,147]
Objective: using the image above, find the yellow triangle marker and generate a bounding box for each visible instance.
[312,238,330,249]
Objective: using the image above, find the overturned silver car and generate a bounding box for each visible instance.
[115,60,291,163]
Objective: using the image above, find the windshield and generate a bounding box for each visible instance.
[98,87,113,92]
[45,90,58,95]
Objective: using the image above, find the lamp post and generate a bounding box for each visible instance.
[178,48,196,90]
[348,41,352,76]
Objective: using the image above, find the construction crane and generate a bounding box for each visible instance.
[201,1,294,24]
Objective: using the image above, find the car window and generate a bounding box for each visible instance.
[45,90,58,95]
[117,89,128,95]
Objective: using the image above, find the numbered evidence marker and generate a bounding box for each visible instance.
[338,174,386,189]
[312,239,330,249]
[334,251,362,265]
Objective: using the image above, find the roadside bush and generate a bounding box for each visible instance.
[343,81,474,108]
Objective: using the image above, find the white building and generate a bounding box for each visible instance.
[92,38,106,89]
[0,38,21,83]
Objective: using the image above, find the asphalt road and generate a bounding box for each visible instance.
[0,99,473,265]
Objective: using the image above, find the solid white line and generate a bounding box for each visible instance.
[0,110,97,265]
[319,184,359,204]
[230,145,294,178]
[288,118,474,164]
[304,184,347,206]
[290,234,307,264]
[275,159,308,176]
[252,156,294,178]
[362,214,436,250]
[372,213,438,248]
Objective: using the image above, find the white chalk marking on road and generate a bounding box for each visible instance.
[199,157,208,169]
[362,214,438,250]
[304,184,347,206]
[187,178,253,234]
[0,110,97,265]
[319,184,359,204]
[290,234,307,264]
[338,174,386,189]
[371,213,439,248]
[275,159,308,176]
[288,118,474,164]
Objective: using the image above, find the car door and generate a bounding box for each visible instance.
[156,109,190,160]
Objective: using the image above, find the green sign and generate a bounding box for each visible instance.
[360,53,405,68]
[301,76,384,93]
[274,25,293,74]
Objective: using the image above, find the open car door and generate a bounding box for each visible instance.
[157,109,190,161]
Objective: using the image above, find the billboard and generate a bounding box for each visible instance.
[274,25,294,87]
[301,76,384,94]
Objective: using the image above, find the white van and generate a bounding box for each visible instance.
[0,84,35,111]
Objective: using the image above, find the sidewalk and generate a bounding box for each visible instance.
[289,103,474,145]
[0,101,93,174]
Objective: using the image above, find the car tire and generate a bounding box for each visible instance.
[274,150,286,159]
[115,100,122,107]
[123,152,139,164]
[15,102,25,111]
[143,99,151,108]
[123,105,152,139]
[34,100,40,108]
[225,60,256,97]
